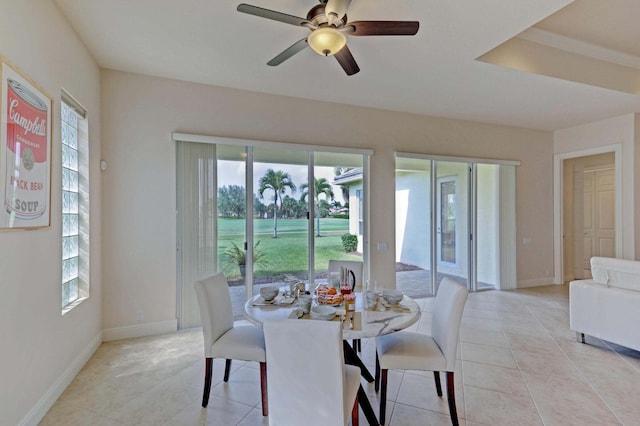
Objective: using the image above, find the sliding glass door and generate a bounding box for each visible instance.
[476,163,500,289]
[395,154,516,295]
[177,136,370,325]
[395,158,432,296]
[215,145,248,316]
[313,152,365,283]
[250,147,310,290]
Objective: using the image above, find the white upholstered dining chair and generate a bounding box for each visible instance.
[375,277,468,425]
[194,273,268,415]
[263,319,361,426]
[328,259,364,352]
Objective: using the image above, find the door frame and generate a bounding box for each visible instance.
[553,144,622,285]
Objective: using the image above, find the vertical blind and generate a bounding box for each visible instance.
[176,141,217,329]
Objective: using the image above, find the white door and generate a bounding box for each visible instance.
[582,167,615,278]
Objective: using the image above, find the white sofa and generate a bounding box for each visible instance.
[570,257,640,352]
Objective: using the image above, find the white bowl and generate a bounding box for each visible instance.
[259,286,279,301]
[382,290,404,305]
[310,305,337,321]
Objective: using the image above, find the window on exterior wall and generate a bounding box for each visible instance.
[61,93,88,311]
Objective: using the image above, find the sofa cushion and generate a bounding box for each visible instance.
[591,257,640,291]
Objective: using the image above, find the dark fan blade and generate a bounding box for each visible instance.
[267,38,308,66]
[237,4,310,27]
[334,45,360,76]
[347,21,419,36]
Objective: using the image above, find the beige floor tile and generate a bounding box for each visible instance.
[38,400,124,426]
[168,360,208,393]
[236,407,270,426]
[555,335,615,365]
[500,321,549,338]
[464,297,495,311]
[511,349,581,379]
[521,370,622,425]
[59,374,158,418]
[395,371,464,419]
[389,403,461,426]
[210,365,264,407]
[462,361,529,397]
[463,307,498,320]
[571,355,640,425]
[460,317,502,332]
[377,369,405,403]
[491,301,526,314]
[108,380,196,426]
[463,385,542,426]
[496,310,538,324]
[460,328,509,348]
[504,332,560,356]
[164,397,254,426]
[460,342,517,369]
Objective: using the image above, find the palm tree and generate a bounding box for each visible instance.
[258,169,296,238]
[301,177,335,237]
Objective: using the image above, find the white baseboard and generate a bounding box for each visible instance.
[102,319,177,342]
[518,277,559,288]
[19,331,102,426]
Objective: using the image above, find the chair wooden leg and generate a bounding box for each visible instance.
[374,353,381,392]
[380,369,388,425]
[260,362,268,416]
[352,338,361,353]
[434,371,442,397]
[223,359,232,382]
[446,371,459,426]
[202,358,213,407]
[351,392,359,426]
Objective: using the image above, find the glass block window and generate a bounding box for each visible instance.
[61,101,81,308]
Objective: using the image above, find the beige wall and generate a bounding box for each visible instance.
[636,114,640,258]
[0,4,558,420]
[101,70,555,333]
[0,1,102,424]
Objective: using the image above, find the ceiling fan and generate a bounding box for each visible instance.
[237,0,419,76]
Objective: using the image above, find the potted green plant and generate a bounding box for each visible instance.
[223,240,268,277]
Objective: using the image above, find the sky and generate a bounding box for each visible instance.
[218,160,344,204]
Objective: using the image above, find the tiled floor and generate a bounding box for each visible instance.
[41,285,640,425]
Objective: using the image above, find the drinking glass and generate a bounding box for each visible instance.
[297,294,312,314]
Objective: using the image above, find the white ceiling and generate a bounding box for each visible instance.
[54,0,640,131]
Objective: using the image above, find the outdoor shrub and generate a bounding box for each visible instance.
[341,233,358,252]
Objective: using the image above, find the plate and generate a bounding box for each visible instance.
[252,295,296,307]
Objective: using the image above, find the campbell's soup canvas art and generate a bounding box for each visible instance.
[0,59,51,229]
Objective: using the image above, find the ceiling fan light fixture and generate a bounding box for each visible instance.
[308,27,346,56]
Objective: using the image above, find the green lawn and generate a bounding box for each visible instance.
[218,218,361,279]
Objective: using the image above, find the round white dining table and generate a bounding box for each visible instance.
[244,292,421,341]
